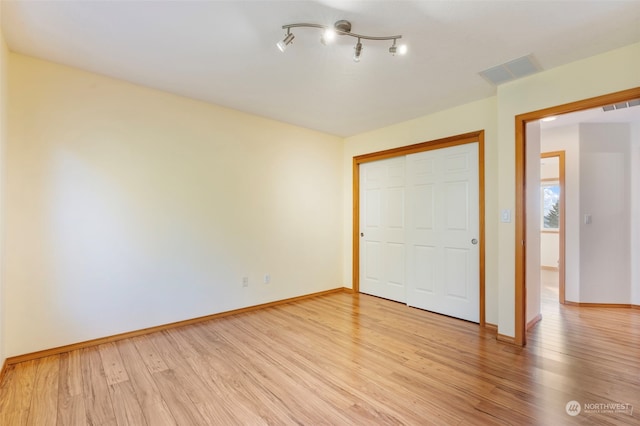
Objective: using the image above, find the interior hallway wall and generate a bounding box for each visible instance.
[632,122,640,306]
[579,123,631,303]
[525,121,541,325]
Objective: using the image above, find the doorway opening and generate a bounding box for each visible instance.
[515,87,640,346]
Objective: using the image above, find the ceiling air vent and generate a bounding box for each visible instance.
[479,54,541,86]
[602,99,640,112]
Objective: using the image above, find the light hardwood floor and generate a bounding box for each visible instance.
[0,291,638,425]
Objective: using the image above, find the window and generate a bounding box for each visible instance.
[541,181,560,230]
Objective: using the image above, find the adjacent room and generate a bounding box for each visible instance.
[0,1,639,424]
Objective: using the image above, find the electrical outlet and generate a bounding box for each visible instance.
[242,276,249,287]
[264,274,271,284]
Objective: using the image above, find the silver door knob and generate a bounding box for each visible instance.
[471,238,478,245]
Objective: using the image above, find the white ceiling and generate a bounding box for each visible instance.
[3,1,640,137]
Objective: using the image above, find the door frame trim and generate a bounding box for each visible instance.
[514,87,640,346]
[353,130,486,326]
[540,150,566,304]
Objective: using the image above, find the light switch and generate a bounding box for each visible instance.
[584,214,592,225]
[500,209,511,223]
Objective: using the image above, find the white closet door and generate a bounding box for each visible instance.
[406,143,480,322]
[359,157,407,303]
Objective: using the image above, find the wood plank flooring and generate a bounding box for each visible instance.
[0,290,638,425]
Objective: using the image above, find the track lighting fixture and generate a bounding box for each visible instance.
[277,29,295,52]
[277,20,406,62]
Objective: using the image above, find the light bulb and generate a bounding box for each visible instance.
[321,28,336,45]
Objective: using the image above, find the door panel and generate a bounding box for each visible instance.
[359,157,406,303]
[406,143,479,322]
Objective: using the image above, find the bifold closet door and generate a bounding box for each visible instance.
[406,143,480,323]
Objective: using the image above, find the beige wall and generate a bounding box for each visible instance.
[0,5,8,367]
[6,54,344,356]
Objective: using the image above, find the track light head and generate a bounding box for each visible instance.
[277,30,295,52]
[389,39,407,56]
[353,39,363,62]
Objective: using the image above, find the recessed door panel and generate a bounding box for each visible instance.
[387,188,405,229]
[412,245,436,294]
[445,181,469,231]
[444,153,469,173]
[364,241,381,280]
[414,184,434,230]
[365,189,381,228]
[445,248,469,299]
[387,242,405,287]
